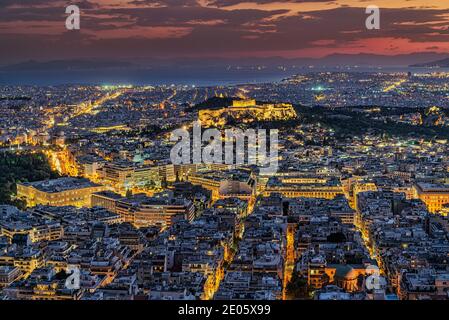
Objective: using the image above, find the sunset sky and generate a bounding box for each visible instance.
[0,0,448,63]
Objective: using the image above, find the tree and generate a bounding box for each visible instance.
[286,272,309,299]
[161,177,168,188]
[0,151,60,207]
[327,232,347,243]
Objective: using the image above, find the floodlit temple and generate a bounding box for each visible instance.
[199,99,297,126]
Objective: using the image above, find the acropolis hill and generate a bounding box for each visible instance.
[198,99,297,127]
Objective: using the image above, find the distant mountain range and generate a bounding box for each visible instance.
[1,59,135,71]
[410,58,449,68]
[297,52,449,67]
[2,52,449,71]
[1,52,448,85]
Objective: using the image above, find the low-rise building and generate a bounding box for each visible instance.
[17,178,107,208]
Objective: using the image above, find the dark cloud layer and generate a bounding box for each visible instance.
[0,0,448,63]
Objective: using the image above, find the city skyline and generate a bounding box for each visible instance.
[1,0,449,307]
[0,71,449,303]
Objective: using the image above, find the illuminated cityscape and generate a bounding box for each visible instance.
[1,72,449,301]
[0,0,449,308]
